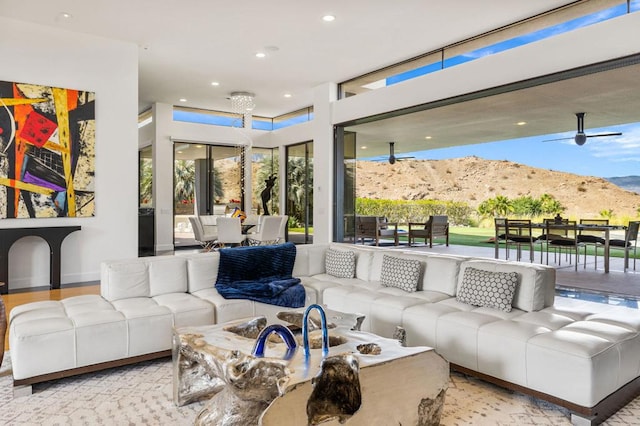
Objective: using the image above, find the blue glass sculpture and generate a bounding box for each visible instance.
[252,324,298,361]
[302,304,329,358]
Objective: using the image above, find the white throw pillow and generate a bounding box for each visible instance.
[325,248,356,278]
[380,254,421,292]
[456,267,518,312]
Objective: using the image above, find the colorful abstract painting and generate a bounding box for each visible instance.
[0,81,95,218]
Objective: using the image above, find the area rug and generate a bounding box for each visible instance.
[1,352,638,425]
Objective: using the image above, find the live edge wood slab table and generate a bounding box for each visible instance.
[173,315,449,426]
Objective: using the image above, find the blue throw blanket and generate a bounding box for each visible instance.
[215,242,305,308]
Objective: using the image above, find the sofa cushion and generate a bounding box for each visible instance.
[456,267,518,312]
[185,252,220,293]
[380,254,421,293]
[458,259,555,312]
[148,256,188,296]
[422,254,465,296]
[325,248,356,278]
[101,260,150,301]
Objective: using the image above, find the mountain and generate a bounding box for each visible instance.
[606,176,640,195]
[356,156,640,218]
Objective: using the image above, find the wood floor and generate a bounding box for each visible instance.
[1,284,100,351]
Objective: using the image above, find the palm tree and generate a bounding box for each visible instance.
[174,160,195,203]
[139,158,152,205]
[287,157,313,226]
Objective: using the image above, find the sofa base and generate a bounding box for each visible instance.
[12,350,172,394]
[451,364,640,425]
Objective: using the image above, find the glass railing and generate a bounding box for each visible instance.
[340,0,635,98]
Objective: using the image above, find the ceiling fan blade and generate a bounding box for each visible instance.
[586,132,623,138]
[542,136,573,142]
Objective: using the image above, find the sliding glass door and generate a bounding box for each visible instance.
[286,142,313,244]
[173,142,244,247]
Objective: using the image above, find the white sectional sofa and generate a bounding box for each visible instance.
[9,243,640,424]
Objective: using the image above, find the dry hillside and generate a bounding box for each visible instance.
[356,156,640,218]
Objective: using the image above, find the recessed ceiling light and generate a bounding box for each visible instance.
[284,93,292,98]
[195,145,203,148]
[361,146,367,150]
[179,98,187,102]
[60,12,72,19]
[424,136,432,140]
[322,15,336,22]
[516,121,527,126]
[255,52,266,58]
[211,81,220,86]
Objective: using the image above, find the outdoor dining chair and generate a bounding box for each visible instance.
[545,220,579,270]
[610,221,639,271]
[504,219,536,262]
[578,218,609,269]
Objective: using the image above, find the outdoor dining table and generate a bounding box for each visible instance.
[496,221,625,273]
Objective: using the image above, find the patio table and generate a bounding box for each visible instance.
[495,222,625,273]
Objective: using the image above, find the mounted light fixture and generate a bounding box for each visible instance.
[229,91,256,114]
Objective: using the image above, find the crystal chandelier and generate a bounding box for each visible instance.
[229,91,256,116]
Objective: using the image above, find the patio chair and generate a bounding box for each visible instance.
[356,216,399,246]
[408,215,449,248]
[189,216,218,251]
[505,219,536,262]
[578,218,608,269]
[546,220,579,270]
[610,221,639,271]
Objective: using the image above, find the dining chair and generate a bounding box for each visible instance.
[275,215,289,243]
[408,215,449,248]
[535,218,568,264]
[578,218,608,269]
[505,219,536,262]
[215,217,246,247]
[246,216,282,245]
[610,221,639,271]
[545,220,579,270]
[494,218,508,259]
[189,216,218,251]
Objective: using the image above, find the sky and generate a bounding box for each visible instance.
[401,122,640,179]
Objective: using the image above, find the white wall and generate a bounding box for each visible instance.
[0,17,138,289]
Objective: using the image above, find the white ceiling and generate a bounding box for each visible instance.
[345,62,640,157]
[0,0,576,117]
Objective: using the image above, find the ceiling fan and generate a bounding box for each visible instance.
[388,142,415,164]
[544,112,622,146]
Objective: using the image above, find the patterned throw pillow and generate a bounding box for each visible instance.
[456,267,519,312]
[325,248,356,278]
[380,254,421,292]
